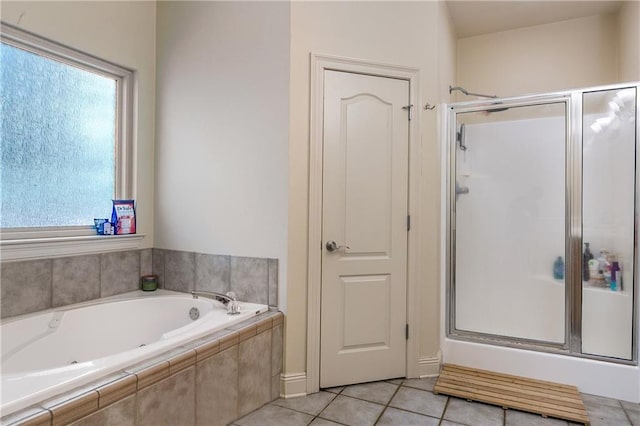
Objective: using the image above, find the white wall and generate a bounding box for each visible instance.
[1,1,157,248]
[619,1,640,82]
[457,14,620,98]
[154,2,290,307]
[287,1,456,383]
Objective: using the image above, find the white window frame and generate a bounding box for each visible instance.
[0,23,144,261]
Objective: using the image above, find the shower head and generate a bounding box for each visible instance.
[449,85,498,99]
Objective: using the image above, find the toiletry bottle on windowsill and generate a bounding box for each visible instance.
[553,256,564,280]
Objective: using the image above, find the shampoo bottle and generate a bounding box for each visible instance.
[611,261,621,291]
[553,256,565,280]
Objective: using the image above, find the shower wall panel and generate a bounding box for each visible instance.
[454,105,567,344]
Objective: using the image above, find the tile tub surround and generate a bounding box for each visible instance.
[1,311,284,426]
[1,249,278,319]
[1,250,151,319]
[153,249,278,307]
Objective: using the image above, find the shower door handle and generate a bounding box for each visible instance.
[326,241,350,252]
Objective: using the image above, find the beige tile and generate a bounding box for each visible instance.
[96,374,137,408]
[271,324,283,376]
[271,391,336,416]
[100,250,140,297]
[1,259,52,318]
[309,418,342,426]
[272,374,281,400]
[342,381,398,405]
[1,407,52,426]
[236,323,257,343]
[70,395,135,426]
[168,349,196,375]
[164,250,195,293]
[137,366,195,426]
[151,249,166,287]
[48,391,99,426]
[389,386,447,418]
[235,404,313,426]
[238,329,272,416]
[196,346,238,426]
[443,397,504,426]
[268,258,278,307]
[377,407,440,426]
[256,316,273,335]
[319,395,384,426]
[402,377,438,392]
[52,255,100,307]
[140,248,153,276]
[195,338,220,362]
[130,361,170,390]
[505,409,569,425]
[219,332,239,351]
[195,253,230,293]
[230,257,269,304]
[581,393,623,408]
[584,400,630,425]
[622,400,640,413]
[323,386,344,394]
[272,312,284,327]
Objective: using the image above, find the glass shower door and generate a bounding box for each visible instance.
[453,101,568,344]
[582,87,637,360]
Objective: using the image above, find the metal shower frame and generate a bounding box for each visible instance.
[444,82,640,365]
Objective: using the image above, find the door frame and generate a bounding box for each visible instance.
[306,53,422,393]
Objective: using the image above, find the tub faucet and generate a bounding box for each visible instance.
[191,291,241,315]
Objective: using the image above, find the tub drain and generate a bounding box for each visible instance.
[189,307,200,321]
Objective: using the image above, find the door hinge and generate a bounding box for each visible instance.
[407,215,411,231]
[405,324,409,340]
[402,104,414,121]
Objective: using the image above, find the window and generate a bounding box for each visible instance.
[0,23,133,240]
[0,23,141,260]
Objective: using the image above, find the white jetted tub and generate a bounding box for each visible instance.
[1,290,268,416]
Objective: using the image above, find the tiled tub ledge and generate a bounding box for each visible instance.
[1,311,284,426]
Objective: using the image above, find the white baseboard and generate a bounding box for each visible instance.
[280,372,307,399]
[418,354,442,378]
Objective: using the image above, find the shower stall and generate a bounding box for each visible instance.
[442,82,639,401]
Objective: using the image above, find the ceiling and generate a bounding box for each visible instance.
[446,1,624,38]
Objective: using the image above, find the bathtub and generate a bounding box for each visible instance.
[1,290,268,416]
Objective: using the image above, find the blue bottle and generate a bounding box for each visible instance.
[553,256,565,279]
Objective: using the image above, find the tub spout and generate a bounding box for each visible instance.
[191,291,241,315]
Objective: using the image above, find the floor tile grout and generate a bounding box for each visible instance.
[438,396,451,425]
[371,381,403,425]
[306,389,340,426]
[239,377,640,426]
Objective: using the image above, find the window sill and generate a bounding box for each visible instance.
[0,234,146,262]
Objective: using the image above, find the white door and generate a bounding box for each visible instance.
[320,70,409,388]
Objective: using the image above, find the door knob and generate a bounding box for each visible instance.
[326,241,350,252]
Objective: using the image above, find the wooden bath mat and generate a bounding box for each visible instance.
[433,364,590,425]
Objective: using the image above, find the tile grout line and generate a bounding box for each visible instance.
[438,396,451,426]
[620,400,634,426]
[309,387,346,425]
[372,381,404,425]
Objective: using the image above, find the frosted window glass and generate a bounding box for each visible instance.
[0,42,116,228]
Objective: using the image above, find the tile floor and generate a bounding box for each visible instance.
[233,377,640,426]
